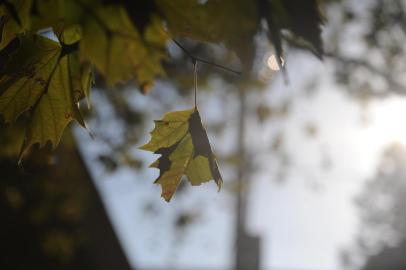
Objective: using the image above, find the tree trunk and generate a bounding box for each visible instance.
[235,86,261,270]
[0,130,132,270]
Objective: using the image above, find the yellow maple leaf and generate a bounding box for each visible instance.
[140,108,222,202]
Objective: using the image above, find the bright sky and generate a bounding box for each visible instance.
[74,47,406,270]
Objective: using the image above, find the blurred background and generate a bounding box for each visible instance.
[3,0,406,269]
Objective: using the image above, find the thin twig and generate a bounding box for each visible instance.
[172,39,242,75]
[194,60,198,107]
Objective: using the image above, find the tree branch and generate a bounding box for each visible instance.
[325,52,406,97]
[172,39,242,76]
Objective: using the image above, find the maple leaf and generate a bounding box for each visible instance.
[140,108,223,202]
[79,4,167,87]
[0,0,32,49]
[0,35,91,157]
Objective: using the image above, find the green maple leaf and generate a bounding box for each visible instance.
[0,35,91,157]
[140,108,223,202]
[30,0,95,31]
[31,0,167,89]
[0,0,32,49]
[80,4,167,87]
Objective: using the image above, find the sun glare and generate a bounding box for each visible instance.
[267,54,285,71]
[367,98,406,146]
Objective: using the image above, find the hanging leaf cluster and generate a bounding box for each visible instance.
[0,0,170,158]
[0,0,324,200]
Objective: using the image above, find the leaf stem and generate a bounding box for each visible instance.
[194,60,197,108]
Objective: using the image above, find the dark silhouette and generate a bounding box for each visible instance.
[0,132,132,270]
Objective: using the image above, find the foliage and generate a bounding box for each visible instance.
[325,0,406,99]
[0,0,324,199]
[0,35,90,157]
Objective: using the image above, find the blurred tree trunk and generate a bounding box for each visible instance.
[235,86,261,270]
[0,130,132,270]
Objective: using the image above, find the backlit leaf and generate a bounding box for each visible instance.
[140,108,222,202]
[0,0,32,49]
[0,35,91,157]
[30,0,94,31]
[80,5,167,87]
